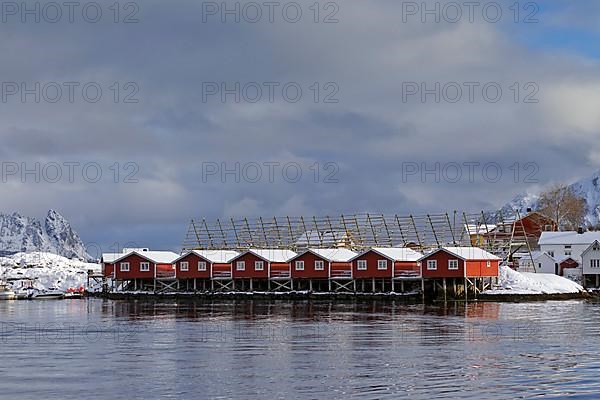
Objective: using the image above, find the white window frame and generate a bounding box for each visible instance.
[565,250,572,256]
[315,260,324,270]
[120,262,130,272]
[357,260,367,270]
[295,260,305,271]
[198,261,207,271]
[377,259,388,270]
[255,261,264,271]
[180,261,188,271]
[448,259,459,270]
[140,262,150,272]
[592,259,600,268]
[486,260,491,268]
[236,261,245,271]
[427,260,437,270]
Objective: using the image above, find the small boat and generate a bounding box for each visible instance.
[31,287,65,300]
[0,283,16,300]
[64,286,85,299]
[14,287,34,300]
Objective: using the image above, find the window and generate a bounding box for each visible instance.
[357,260,367,270]
[591,259,600,268]
[487,260,491,268]
[295,260,304,271]
[565,250,572,256]
[315,260,324,270]
[564,245,572,249]
[427,260,437,270]
[236,261,245,271]
[548,251,554,257]
[255,261,264,271]
[198,261,207,271]
[180,261,188,271]
[593,244,600,251]
[140,262,150,272]
[120,262,130,272]
[377,259,388,270]
[448,259,458,270]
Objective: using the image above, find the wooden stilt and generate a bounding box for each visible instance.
[372,277,375,293]
[443,278,447,302]
[250,279,253,292]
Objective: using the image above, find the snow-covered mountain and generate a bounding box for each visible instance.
[498,169,600,226]
[0,210,91,260]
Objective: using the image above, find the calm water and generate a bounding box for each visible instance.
[1,298,600,399]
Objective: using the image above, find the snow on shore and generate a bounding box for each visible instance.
[485,265,584,295]
[0,252,100,291]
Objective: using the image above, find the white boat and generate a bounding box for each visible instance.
[31,287,65,300]
[14,287,34,300]
[0,283,16,300]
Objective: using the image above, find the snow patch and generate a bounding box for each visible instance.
[0,251,100,291]
[485,265,584,295]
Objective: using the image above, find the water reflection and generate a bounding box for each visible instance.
[1,299,599,399]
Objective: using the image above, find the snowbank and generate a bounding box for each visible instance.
[0,252,100,291]
[485,265,584,295]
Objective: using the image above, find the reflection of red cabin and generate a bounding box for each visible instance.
[173,250,239,279]
[350,247,422,279]
[289,248,357,279]
[112,250,179,280]
[558,257,579,276]
[230,249,297,279]
[418,247,500,279]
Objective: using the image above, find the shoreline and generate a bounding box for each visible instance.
[88,290,592,302]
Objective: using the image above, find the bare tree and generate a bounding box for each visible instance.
[537,184,587,230]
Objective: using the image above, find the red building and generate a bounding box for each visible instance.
[350,247,422,279]
[289,248,357,279]
[418,247,500,279]
[173,250,239,280]
[230,249,297,280]
[112,249,179,280]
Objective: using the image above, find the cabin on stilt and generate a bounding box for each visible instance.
[229,249,297,292]
[174,249,239,292]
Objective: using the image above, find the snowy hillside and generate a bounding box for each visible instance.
[0,209,91,260]
[497,169,600,226]
[0,252,100,291]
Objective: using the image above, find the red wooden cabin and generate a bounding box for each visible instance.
[112,249,179,280]
[230,249,297,280]
[290,248,357,279]
[350,247,422,279]
[173,250,239,279]
[418,247,500,279]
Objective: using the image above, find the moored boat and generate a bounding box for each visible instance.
[0,282,16,300]
[31,287,65,300]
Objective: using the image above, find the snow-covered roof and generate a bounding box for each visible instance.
[365,247,423,262]
[175,250,239,263]
[244,249,298,262]
[419,247,500,261]
[113,250,179,264]
[305,248,357,262]
[539,231,600,245]
[464,224,497,235]
[517,251,555,262]
[101,253,123,263]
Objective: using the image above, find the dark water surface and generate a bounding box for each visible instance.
[1,298,599,399]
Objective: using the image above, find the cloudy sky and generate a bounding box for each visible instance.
[1,0,599,252]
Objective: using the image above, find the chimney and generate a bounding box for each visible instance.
[578,227,584,234]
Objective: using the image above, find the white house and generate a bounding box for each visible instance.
[538,231,600,262]
[581,240,600,288]
[518,251,556,274]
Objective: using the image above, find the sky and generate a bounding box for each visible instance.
[1,0,600,252]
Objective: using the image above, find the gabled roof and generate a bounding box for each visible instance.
[352,247,422,262]
[235,249,298,263]
[580,240,600,258]
[101,253,123,263]
[113,250,179,264]
[539,231,600,245]
[418,247,500,261]
[302,248,357,262]
[174,250,239,264]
